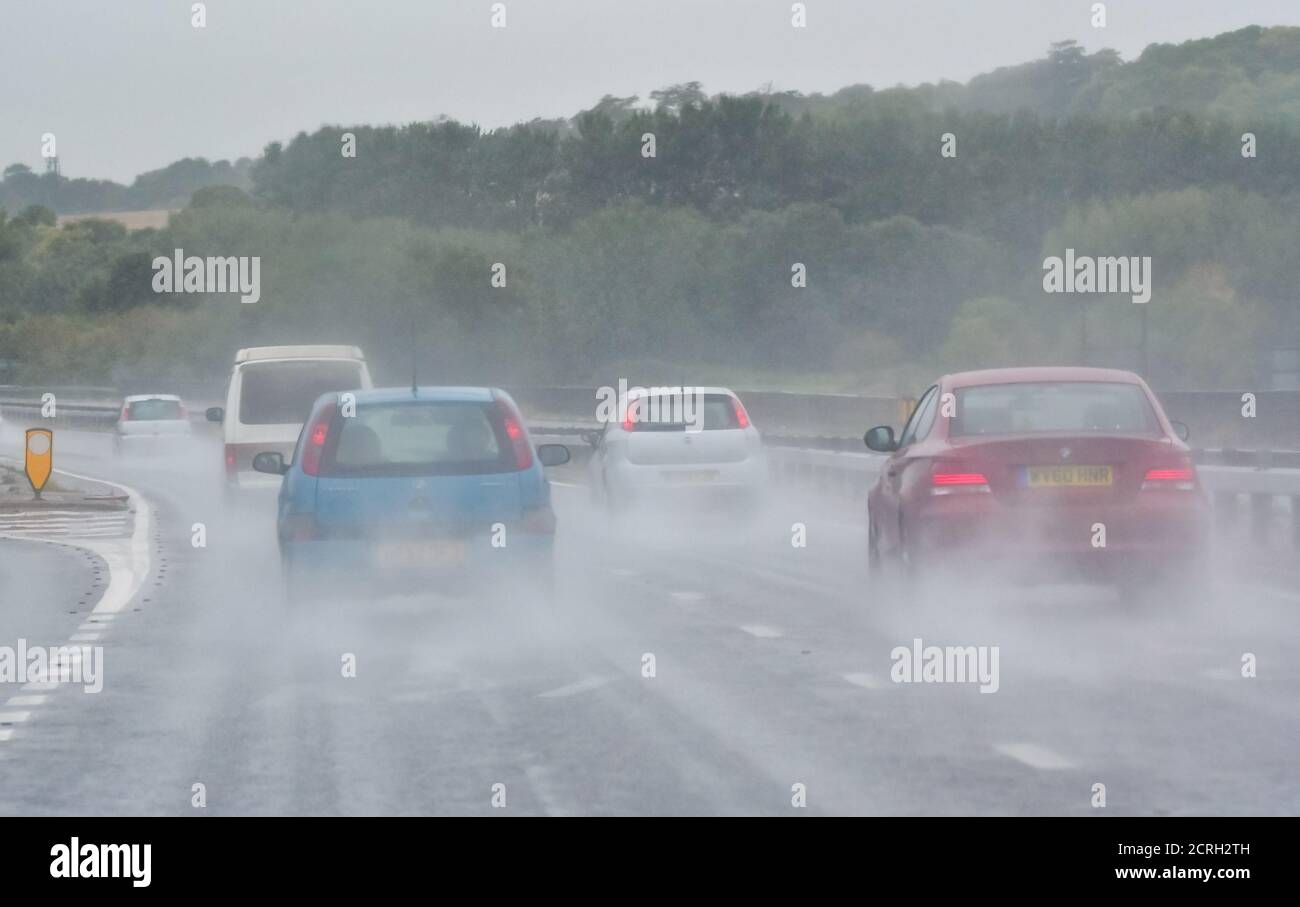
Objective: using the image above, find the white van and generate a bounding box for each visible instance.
[207,345,372,493]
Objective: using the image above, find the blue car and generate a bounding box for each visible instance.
[252,387,570,602]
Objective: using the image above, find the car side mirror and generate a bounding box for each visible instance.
[1171,420,1190,442]
[252,451,287,475]
[205,406,224,423]
[864,425,898,452]
[537,444,571,467]
[578,430,600,449]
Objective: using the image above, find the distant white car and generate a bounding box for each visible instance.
[586,386,767,511]
[114,394,193,455]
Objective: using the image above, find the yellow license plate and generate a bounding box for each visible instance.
[374,540,466,567]
[1023,465,1112,487]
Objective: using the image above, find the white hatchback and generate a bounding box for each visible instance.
[113,394,193,455]
[586,386,766,510]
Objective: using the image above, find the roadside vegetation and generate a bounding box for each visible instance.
[2,29,1298,390]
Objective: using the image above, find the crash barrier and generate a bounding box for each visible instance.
[4,384,1299,447]
[4,387,1298,548]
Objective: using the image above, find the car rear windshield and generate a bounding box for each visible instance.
[239,360,364,425]
[951,382,1160,436]
[126,399,182,421]
[321,402,512,476]
[627,393,740,431]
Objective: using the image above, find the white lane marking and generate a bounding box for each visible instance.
[20,682,60,692]
[6,695,47,707]
[40,466,152,616]
[1200,667,1238,681]
[994,743,1076,770]
[0,462,152,744]
[549,481,584,488]
[670,590,705,603]
[740,624,784,638]
[537,676,611,699]
[843,672,885,689]
[606,567,640,578]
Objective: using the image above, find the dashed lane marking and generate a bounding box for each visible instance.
[843,672,885,689]
[537,676,611,699]
[994,743,1076,770]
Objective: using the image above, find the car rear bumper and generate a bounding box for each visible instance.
[606,456,767,490]
[280,533,554,595]
[908,490,1211,559]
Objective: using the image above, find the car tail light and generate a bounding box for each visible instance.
[1142,465,1197,491]
[732,397,750,429]
[224,444,237,477]
[931,467,990,495]
[280,513,322,543]
[120,405,130,421]
[178,403,188,420]
[621,397,641,432]
[494,394,534,470]
[299,402,337,477]
[519,506,557,534]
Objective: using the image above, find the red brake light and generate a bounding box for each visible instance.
[224,444,237,477]
[300,402,337,477]
[621,397,640,432]
[932,472,989,486]
[121,405,130,421]
[1144,468,1193,482]
[494,395,533,470]
[732,397,750,429]
[1142,465,1196,490]
[931,468,990,495]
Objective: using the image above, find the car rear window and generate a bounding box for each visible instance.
[951,382,1160,436]
[322,402,512,476]
[626,393,740,431]
[126,399,182,421]
[239,360,364,425]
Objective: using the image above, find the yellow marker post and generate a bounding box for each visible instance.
[25,428,53,500]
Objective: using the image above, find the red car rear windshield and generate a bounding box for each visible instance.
[951,382,1160,437]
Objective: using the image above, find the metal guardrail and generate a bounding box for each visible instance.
[5,391,1299,549]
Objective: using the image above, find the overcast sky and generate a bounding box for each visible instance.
[3,0,1299,183]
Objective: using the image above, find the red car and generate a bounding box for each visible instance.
[865,367,1210,591]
